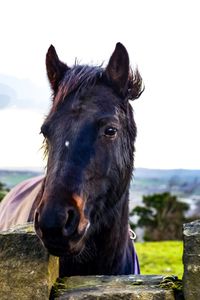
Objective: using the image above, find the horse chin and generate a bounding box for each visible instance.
[47,247,69,257]
[44,238,85,257]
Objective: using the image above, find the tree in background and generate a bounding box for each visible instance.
[0,182,9,202]
[130,192,189,241]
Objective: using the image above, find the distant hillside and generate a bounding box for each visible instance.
[0,169,42,188]
[134,168,200,180]
[132,168,200,196]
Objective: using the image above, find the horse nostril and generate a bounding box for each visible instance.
[65,209,75,228]
[63,208,79,237]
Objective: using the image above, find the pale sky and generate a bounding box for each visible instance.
[0,0,200,170]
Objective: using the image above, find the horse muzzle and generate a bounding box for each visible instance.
[34,193,90,257]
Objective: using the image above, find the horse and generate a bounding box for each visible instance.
[0,42,144,277]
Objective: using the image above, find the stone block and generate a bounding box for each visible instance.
[183,219,200,300]
[0,223,59,300]
[52,275,178,300]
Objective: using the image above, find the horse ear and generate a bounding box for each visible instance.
[105,43,130,95]
[46,45,69,92]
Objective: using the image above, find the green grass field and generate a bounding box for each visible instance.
[135,241,183,279]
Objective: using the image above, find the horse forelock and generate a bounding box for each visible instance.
[53,65,104,110]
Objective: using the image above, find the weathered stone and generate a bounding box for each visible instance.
[53,275,179,300]
[183,219,200,300]
[0,223,59,300]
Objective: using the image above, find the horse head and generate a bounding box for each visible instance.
[34,43,144,258]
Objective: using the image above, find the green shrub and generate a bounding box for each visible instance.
[130,192,189,241]
[0,181,9,202]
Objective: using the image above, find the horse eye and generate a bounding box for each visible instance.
[104,127,118,137]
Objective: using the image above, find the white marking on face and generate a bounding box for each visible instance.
[65,140,70,147]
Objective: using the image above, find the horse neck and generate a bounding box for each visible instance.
[93,188,131,271]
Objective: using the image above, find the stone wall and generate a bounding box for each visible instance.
[183,219,200,300]
[0,221,199,299]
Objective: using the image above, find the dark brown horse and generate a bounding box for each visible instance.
[0,43,144,276]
